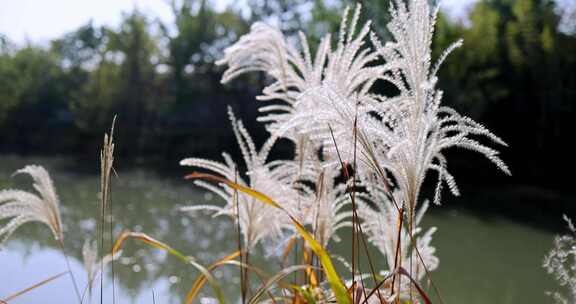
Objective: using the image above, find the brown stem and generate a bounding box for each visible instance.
[109,180,116,304]
[406,225,446,304]
[58,239,82,304]
[234,173,247,304]
[409,204,413,304]
[390,207,404,298]
[329,123,382,302]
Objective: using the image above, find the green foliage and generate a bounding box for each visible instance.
[163,0,248,101]
[0,45,66,123]
[69,61,121,132]
[0,52,20,121]
[433,0,575,121]
[433,4,506,118]
[0,0,574,186]
[51,21,107,68]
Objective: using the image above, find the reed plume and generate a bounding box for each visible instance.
[0,165,63,245]
[181,108,297,249]
[544,215,576,303]
[82,239,121,303]
[0,164,82,302]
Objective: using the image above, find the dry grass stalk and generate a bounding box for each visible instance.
[99,116,116,304]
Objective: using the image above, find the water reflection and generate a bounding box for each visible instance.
[0,155,242,303]
[0,155,560,303]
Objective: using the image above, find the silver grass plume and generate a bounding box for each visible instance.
[0,165,63,245]
[100,116,115,213]
[82,239,121,302]
[216,21,327,139]
[217,0,510,216]
[544,215,576,304]
[308,168,353,247]
[217,5,382,149]
[368,0,510,217]
[180,107,298,249]
[358,187,438,301]
[263,134,354,247]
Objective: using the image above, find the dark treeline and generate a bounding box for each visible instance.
[0,0,575,190]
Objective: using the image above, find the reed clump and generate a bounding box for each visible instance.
[179,0,508,303]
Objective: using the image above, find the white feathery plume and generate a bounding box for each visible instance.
[217,5,383,149]
[218,0,509,217]
[544,215,576,304]
[180,107,298,249]
[217,21,327,139]
[0,165,63,245]
[281,5,383,163]
[82,239,121,301]
[367,0,510,216]
[263,137,355,247]
[358,187,438,300]
[307,168,353,247]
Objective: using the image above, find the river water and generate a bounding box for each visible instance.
[0,155,560,303]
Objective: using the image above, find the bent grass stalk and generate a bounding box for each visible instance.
[112,231,226,304]
[187,256,298,304]
[233,172,248,304]
[0,271,68,303]
[186,250,241,303]
[57,238,82,304]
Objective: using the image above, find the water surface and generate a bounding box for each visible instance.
[0,155,559,303]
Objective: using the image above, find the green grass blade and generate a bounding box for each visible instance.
[112,231,226,304]
[186,251,241,304]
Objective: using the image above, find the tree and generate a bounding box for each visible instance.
[161,0,248,103]
[432,0,576,185]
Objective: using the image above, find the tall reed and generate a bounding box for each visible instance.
[99,116,116,304]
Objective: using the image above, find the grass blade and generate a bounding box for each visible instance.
[397,267,432,304]
[185,173,282,209]
[186,250,241,304]
[248,265,311,304]
[190,258,280,304]
[302,247,318,287]
[280,235,297,267]
[1,271,67,302]
[112,231,226,304]
[361,267,432,304]
[113,231,188,262]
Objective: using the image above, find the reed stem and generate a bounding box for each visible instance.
[58,238,82,304]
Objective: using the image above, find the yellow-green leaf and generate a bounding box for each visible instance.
[248,265,311,304]
[113,231,226,304]
[186,250,241,304]
[185,173,283,209]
